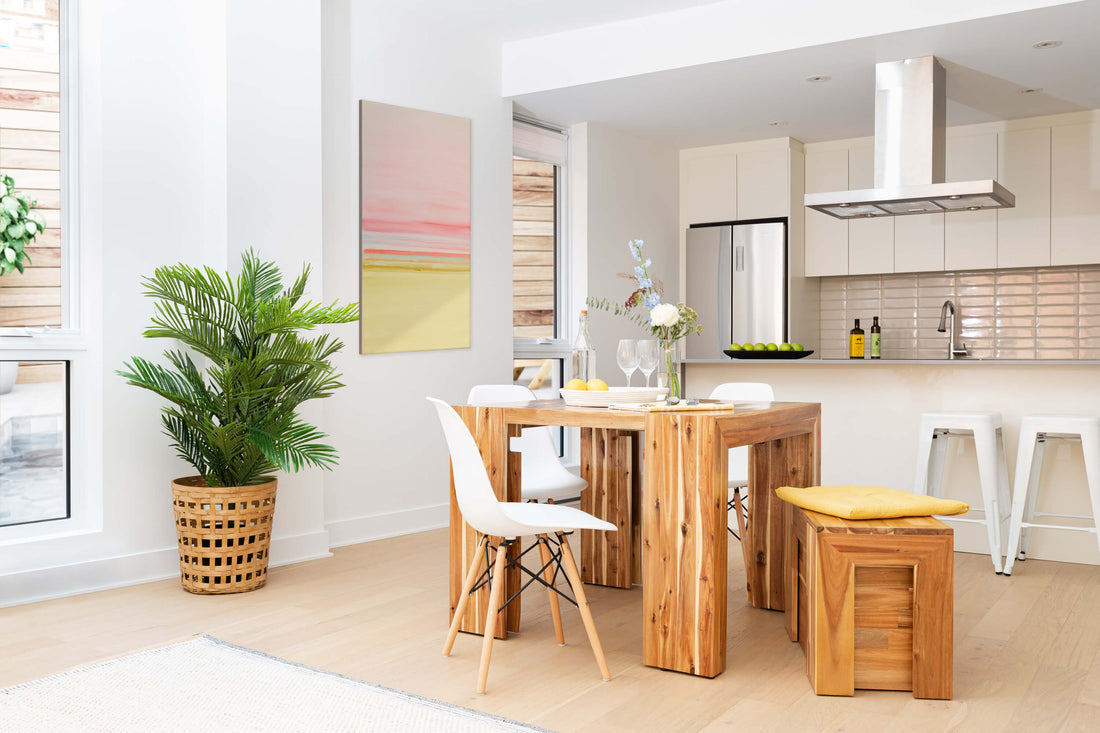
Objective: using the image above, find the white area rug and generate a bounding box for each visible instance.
[0,636,553,732]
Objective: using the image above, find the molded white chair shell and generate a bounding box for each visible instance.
[708,383,776,489]
[427,396,614,694]
[1003,414,1100,576]
[467,384,587,502]
[913,410,1011,574]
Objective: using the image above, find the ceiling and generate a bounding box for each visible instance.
[509,0,1100,148]
[395,0,719,42]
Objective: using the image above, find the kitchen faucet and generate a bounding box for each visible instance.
[937,300,969,359]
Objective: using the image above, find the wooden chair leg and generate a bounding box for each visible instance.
[734,488,753,599]
[538,534,565,645]
[477,539,510,694]
[444,535,488,656]
[557,532,611,681]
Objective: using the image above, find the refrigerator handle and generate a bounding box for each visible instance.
[735,245,745,271]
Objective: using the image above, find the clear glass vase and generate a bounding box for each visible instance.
[656,340,681,401]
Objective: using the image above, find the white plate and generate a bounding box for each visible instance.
[559,386,669,407]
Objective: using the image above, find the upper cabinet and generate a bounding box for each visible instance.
[736,149,789,220]
[680,153,737,225]
[945,133,998,270]
[998,127,1051,268]
[804,148,848,276]
[1051,122,1100,266]
[847,145,895,275]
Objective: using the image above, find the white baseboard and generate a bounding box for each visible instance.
[325,503,449,548]
[0,530,332,609]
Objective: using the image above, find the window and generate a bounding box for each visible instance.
[512,116,570,394]
[0,0,79,532]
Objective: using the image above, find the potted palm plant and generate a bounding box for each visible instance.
[119,251,357,594]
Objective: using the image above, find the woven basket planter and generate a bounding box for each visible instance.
[171,476,277,594]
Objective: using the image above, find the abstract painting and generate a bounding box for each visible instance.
[359,101,471,354]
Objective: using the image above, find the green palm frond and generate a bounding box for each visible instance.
[118,249,354,487]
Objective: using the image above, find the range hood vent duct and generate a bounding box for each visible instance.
[804,56,1015,219]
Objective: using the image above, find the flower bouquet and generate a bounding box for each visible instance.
[587,239,701,401]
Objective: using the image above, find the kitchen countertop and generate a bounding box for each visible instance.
[684,358,1100,366]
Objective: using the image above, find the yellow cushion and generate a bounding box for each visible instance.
[775,485,969,520]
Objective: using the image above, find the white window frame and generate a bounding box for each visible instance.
[0,0,99,544]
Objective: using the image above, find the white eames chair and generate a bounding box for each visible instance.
[708,382,776,540]
[427,397,615,694]
[467,384,587,503]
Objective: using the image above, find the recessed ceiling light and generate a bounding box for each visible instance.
[806,75,831,83]
[768,121,788,127]
[1020,87,1043,95]
[1032,40,1062,49]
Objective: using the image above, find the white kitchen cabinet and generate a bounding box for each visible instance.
[847,145,894,274]
[1051,122,1100,266]
[895,213,944,272]
[736,148,789,220]
[998,127,1051,268]
[945,133,998,270]
[681,153,736,225]
[804,148,848,276]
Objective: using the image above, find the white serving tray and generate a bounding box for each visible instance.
[559,386,669,407]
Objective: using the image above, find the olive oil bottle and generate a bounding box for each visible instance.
[870,316,882,359]
[849,319,865,359]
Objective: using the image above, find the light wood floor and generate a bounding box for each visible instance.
[3,529,1100,732]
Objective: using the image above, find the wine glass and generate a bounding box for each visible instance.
[637,339,659,387]
[616,339,639,387]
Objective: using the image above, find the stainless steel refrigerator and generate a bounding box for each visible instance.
[684,219,787,360]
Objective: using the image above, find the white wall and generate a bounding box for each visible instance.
[226,0,330,564]
[0,0,232,604]
[319,0,513,546]
[687,362,1100,566]
[0,0,337,606]
[582,123,680,382]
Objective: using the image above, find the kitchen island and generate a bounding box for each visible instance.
[685,359,1100,565]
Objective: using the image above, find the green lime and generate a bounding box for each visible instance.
[743,342,755,351]
[792,342,804,351]
[753,343,766,351]
[728,343,742,351]
[766,343,778,351]
[778,343,792,351]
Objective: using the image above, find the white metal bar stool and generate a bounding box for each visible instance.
[914,410,1011,573]
[1003,415,1100,576]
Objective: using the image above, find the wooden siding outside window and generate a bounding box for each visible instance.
[513,157,555,338]
[0,0,63,384]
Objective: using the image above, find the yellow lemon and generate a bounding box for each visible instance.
[564,378,588,391]
[586,378,609,391]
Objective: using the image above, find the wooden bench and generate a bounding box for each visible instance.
[784,507,954,699]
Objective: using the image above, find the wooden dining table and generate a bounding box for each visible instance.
[447,398,821,678]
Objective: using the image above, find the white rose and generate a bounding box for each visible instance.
[650,303,680,328]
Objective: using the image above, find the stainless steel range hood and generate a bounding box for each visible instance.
[804,56,1015,219]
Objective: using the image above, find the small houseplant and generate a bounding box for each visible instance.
[0,174,45,276]
[119,251,357,594]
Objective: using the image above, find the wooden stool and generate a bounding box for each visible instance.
[785,507,954,699]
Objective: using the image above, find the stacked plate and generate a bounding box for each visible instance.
[559,386,668,407]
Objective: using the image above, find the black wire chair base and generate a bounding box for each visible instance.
[469,532,578,614]
[727,486,749,541]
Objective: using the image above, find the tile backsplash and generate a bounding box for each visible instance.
[819,265,1100,360]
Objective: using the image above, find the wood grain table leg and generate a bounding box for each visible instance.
[580,427,634,588]
[746,420,819,611]
[449,406,521,638]
[641,413,728,677]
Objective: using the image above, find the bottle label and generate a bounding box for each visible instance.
[850,334,864,358]
[870,333,881,358]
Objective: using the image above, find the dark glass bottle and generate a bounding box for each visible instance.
[849,319,865,359]
[870,316,882,359]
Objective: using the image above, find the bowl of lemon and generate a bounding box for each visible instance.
[723,342,814,360]
[560,378,668,407]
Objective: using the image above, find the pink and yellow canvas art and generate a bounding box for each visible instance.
[359,101,471,354]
